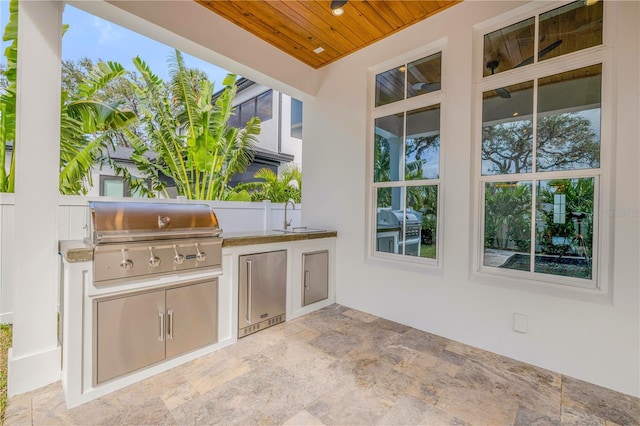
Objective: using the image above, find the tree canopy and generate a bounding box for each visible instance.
[123,50,260,200]
[482,112,600,175]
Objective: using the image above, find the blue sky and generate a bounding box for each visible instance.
[1,2,231,84]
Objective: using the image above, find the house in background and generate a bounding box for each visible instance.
[217,78,303,187]
[88,79,302,196]
[86,145,156,197]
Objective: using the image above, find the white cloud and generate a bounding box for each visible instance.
[92,17,123,45]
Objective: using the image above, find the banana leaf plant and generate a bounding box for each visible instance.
[59,61,137,195]
[0,0,136,194]
[235,164,302,203]
[125,50,260,200]
[0,0,18,192]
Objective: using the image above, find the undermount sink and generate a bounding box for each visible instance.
[273,227,327,234]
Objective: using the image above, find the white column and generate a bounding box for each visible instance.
[8,0,63,396]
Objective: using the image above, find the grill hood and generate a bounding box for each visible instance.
[87,201,221,245]
[377,208,421,227]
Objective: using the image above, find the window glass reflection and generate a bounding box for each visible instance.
[483,18,535,77]
[256,90,273,121]
[376,187,403,254]
[290,98,303,139]
[406,105,440,180]
[406,185,438,259]
[375,67,404,107]
[374,113,404,182]
[239,99,255,126]
[482,81,534,175]
[407,53,442,98]
[228,107,240,129]
[483,181,532,271]
[535,178,594,279]
[539,0,603,63]
[537,64,601,171]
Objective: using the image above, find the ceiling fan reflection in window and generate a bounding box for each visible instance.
[411,81,442,92]
[487,40,563,99]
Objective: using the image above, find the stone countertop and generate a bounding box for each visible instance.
[59,230,337,262]
[221,230,337,247]
[59,240,93,263]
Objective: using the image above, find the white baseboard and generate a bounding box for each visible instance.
[8,346,61,396]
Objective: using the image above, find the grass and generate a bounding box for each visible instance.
[420,244,437,259]
[0,324,12,424]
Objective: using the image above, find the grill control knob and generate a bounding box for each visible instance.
[195,243,206,262]
[173,245,185,265]
[120,259,134,271]
[148,247,161,268]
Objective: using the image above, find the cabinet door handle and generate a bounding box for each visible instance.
[158,311,164,342]
[304,270,310,289]
[167,309,174,340]
[246,260,253,324]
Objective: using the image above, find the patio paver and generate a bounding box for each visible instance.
[5,304,639,425]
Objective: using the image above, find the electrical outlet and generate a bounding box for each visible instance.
[513,313,528,333]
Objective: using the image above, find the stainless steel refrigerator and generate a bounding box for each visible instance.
[238,250,287,338]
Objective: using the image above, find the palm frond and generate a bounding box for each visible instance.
[169,50,199,138]
[65,99,136,133]
[133,54,192,197]
[59,133,110,195]
[76,61,127,100]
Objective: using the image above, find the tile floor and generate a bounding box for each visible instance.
[5,304,640,425]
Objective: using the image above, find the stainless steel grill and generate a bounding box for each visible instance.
[84,201,223,386]
[376,208,422,256]
[86,201,223,286]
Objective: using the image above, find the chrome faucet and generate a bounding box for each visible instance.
[284,199,296,229]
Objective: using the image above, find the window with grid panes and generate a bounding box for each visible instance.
[371,52,442,263]
[478,0,605,287]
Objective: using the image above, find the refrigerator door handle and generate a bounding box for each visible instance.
[246,260,253,324]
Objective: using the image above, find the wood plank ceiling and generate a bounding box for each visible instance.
[196,1,462,69]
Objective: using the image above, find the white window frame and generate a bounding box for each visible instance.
[471,0,614,297]
[366,40,446,270]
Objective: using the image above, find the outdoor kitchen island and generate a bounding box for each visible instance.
[59,228,336,408]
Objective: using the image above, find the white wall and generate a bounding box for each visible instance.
[302,1,639,397]
[279,94,303,170]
